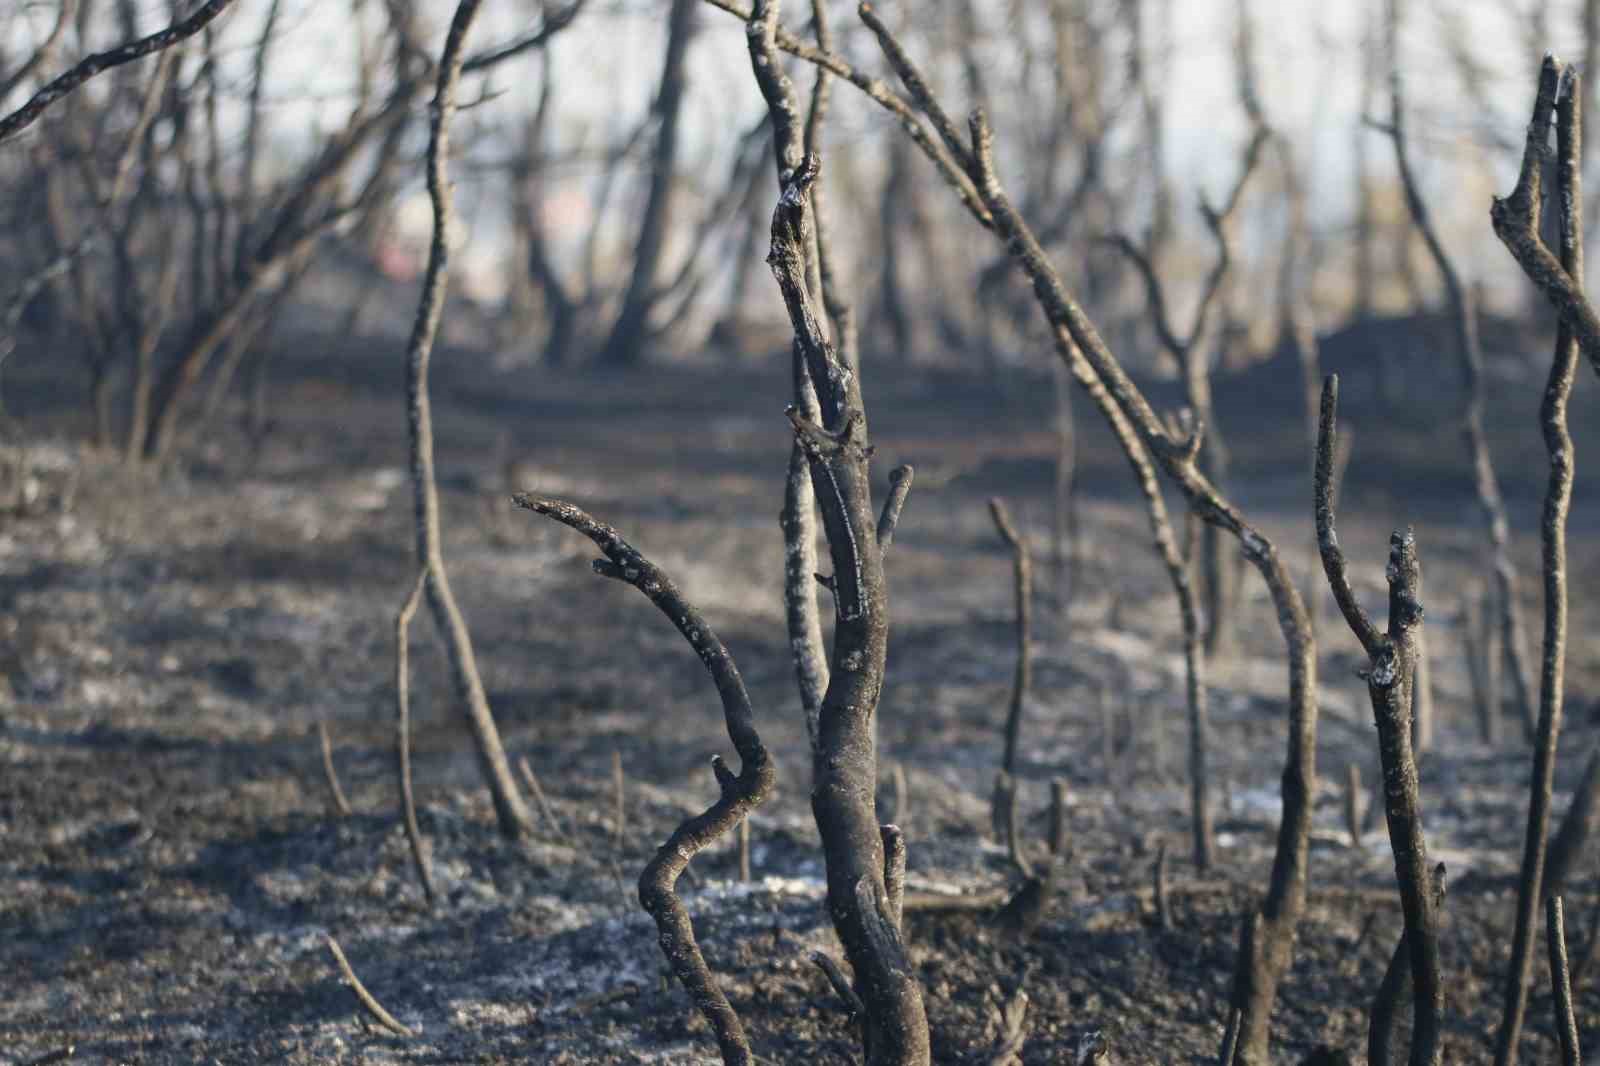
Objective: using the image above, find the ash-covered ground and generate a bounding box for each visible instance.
[3,333,1600,1063]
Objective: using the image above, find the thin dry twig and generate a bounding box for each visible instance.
[325,934,414,1037]
[516,755,568,843]
[317,719,352,818]
[394,569,436,904]
[1493,58,1600,380]
[989,497,1033,783]
[1547,896,1582,1066]
[877,465,915,549]
[1153,840,1173,932]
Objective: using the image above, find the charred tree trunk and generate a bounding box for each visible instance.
[769,156,929,1066]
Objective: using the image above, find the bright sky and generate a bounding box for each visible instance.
[4,0,1591,304]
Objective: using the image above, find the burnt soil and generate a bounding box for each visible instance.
[4,329,1600,1064]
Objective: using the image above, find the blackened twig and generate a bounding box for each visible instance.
[1049,779,1069,857]
[395,569,437,904]
[764,150,928,1061]
[404,0,532,840]
[516,756,568,843]
[0,0,240,147]
[1493,57,1600,380]
[876,465,915,550]
[995,771,1033,878]
[989,497,1033,781]
[1153,840,1173,931]
[881,824,906,934]
[811,950,865,1020]
[515,494,774,1066]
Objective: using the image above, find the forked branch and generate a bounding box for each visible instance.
[0,0,241,147]
[515,494,775,1066]
[1493,57,1600,380]
[1318,375,1440,1066]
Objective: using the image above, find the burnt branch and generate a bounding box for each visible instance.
[812,949,866,1036]
[1493,58,1600,380]
[0,0,239,147]
[1318,376,1440,1066]
[1548,896,1581,1066]
[516,756,567,843]
[704,0,993,227]
[1315,377,1382,658]
[881,824,906,933]
[1382,0,1535,741]
[989,497,1032,779]
[1495,60,1585,1066]
[876,465,914,550]
[802,0,857,372]
[515,494,774,1066]
[325,935,413,1037]
[1153,840,1172,932]
[765,153,929,1064]
[402,0,532,840]
[395,570,437,905]
[1369,864,1447,1066]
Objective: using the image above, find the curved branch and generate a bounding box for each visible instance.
[1321,381,1439,1066]
[515,494,774,1066]
[1315,376,1381,656]
[0,0,239,147]
[1495,59,1585,1066]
